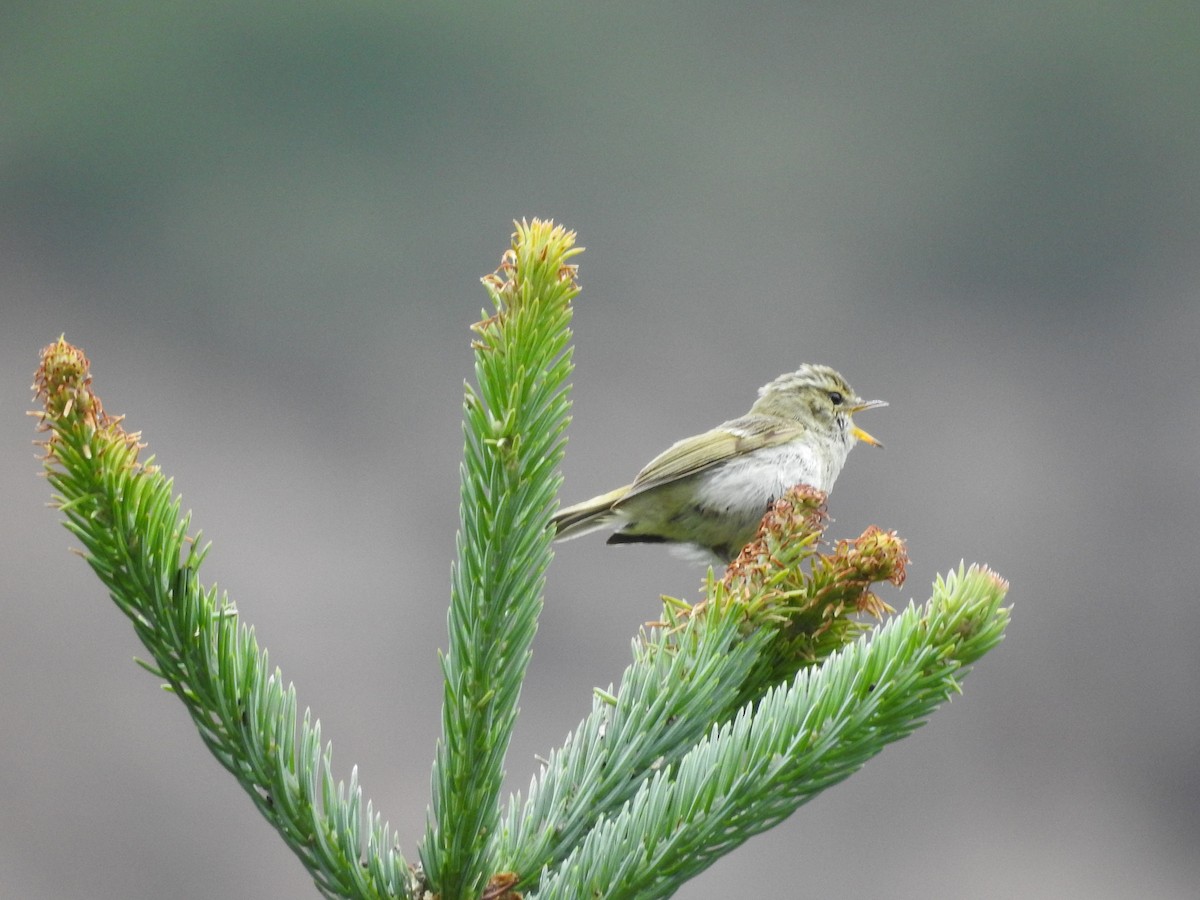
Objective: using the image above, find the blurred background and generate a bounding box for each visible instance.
[3,2,1198,897]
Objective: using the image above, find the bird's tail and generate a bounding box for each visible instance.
[551,485,631,540]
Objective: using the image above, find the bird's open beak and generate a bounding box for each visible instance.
[850,398,887,448]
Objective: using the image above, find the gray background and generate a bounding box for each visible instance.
[3,3,1198,897]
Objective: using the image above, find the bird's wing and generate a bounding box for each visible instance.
[622,416,805,499]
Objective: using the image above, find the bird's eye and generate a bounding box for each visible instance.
[828,391,844,406]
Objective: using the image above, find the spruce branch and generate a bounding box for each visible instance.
[419,220,581,898]
[529,564,1010,900]
[31,338,413,900]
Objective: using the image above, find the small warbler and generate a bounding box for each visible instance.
[552,364,885,562]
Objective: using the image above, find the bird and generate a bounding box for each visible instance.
[552,364,885,563]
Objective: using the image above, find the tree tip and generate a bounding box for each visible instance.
[970,563,1010,594]
[32,335,106,428]
[473,218,582,349]
[722,485,829,585]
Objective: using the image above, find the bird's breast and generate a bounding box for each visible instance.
[699,441,837,507]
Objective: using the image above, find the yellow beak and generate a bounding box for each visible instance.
[850,398,887,448]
